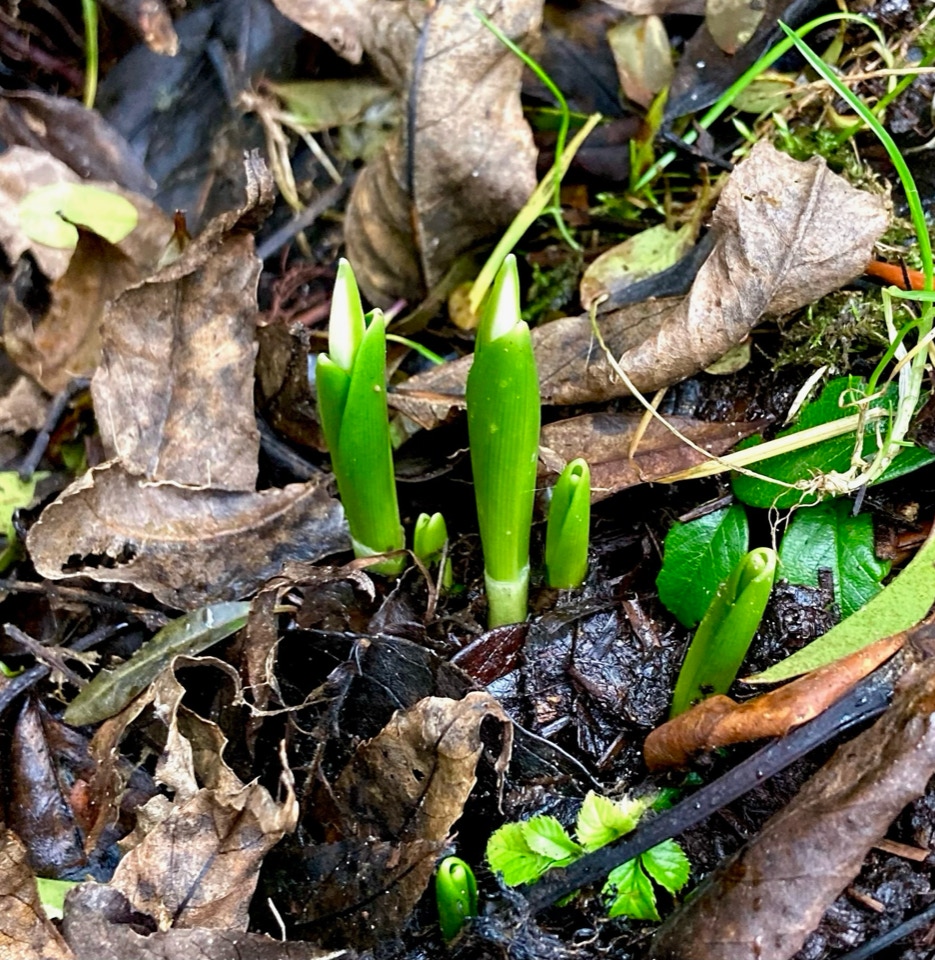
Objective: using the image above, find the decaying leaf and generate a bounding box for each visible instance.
[392,141,889,425]
[292,692,513,946]
[0,827,73,960]
[643,632,907,770]
[98,0,179,55]
[606,15,675,108]
[649,654,935,960]
[102,660,298,931]
[540,411,765,501]
[272,0,540,305]
[26,462,349,610]
[62,882,343,960]
[706,0,765,54]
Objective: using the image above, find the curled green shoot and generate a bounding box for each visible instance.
[414,511,453,590]
[318,260,404,575]
[545,458,591,589]
[670,547,777,717]
[435,856,478,942]
[466,255,540,627]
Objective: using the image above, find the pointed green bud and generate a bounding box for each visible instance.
[545,458,590,589]
[328,258,367,372]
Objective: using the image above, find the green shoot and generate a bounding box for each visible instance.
[545,458,591,589]
[414,511,453,589]
[81,0,99,109]
[435,856,478,942]
[486,791,690,922]
[670,547,777,717]
[466,255,540,627]
[318,260,404,574]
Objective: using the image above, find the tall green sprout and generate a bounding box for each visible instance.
[317,260,404,574]
[466,255,540,627]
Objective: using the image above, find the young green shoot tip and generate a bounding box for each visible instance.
[317,259,404,575]
[546,458,591,589]
[435,856,478,942]
[670,546,777,718]
[414,512,453,589]
[466,255,541,628]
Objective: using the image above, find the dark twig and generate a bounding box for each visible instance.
[523,661,899,912]
[18,377,91,480]
[836,899,935,959]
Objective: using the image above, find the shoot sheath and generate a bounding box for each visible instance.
[546,458,591,589]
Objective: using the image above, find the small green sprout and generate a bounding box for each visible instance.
[486,791,690,922]
[670,547,777,718]
[435,856,478,942]
[317,260,404,575]
[545,458,590,589]
[414,511,453,589]
[466,255,541,627]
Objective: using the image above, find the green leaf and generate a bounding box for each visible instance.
[752,528,935,682]
[656,505,749,627]
[732,377,935,509]
[576,791,649,852]
[64,601,251,726]
[486,821,554,886]
[18,183,138,248]
[522,816,582,862]
[0,471,47,572]
[640,840,690,895]
[35,878,79,921]
[605,859,659,921]
[545,458,591,589]
[779,499,890,618]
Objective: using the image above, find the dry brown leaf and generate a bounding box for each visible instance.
[0,827,73,960]
[706,0,765,54]
[607,15,675,108]
[391,142,889,425]
[644,632,907,770]
[540,411,765,501]
[649,654,935,960]
[291,693,513,947]
[103,659,298,931]
[26,462,349,610]
[272,0,540,305]
[63,882,345,960]
[0,377,50,435]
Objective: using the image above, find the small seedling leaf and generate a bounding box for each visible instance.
[640,839,690,895]
[35,878,79,921]
[486,821,554,886]
[576,791,648,851]
[751,527,935,683]
[64,601,251,726]
[522,815,582,861]
[657,504,748,627]
[19,183,138,248]
[779,499,889,618]
[0,471,47,572]
[605,858,659,921]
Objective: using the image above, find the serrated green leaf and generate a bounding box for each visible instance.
[656,505,749,627]
[522,816,582,861]
[751,527,935,683]
[605,859,659,921]
[640,840,690,895]
[732,377,935,509]
[64,601,251,726]
[486,821,554,886]
[576,791,649,851]
[779,499,890,618]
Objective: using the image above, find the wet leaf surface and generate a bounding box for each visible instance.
[649,653,935,960]
[393,142,889,422]
[273,0,541,305]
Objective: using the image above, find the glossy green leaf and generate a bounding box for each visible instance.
[523,816,582,862]
[656,505,749,628]
[640,840,690,895]
[486,821,554,886]
[605,859,659,921]
[732,377,935,509]
[64,601,251,726]
[19,183,138,248]
[751,528,935,683]
[576,791,650,852]
[779,499,890,619]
